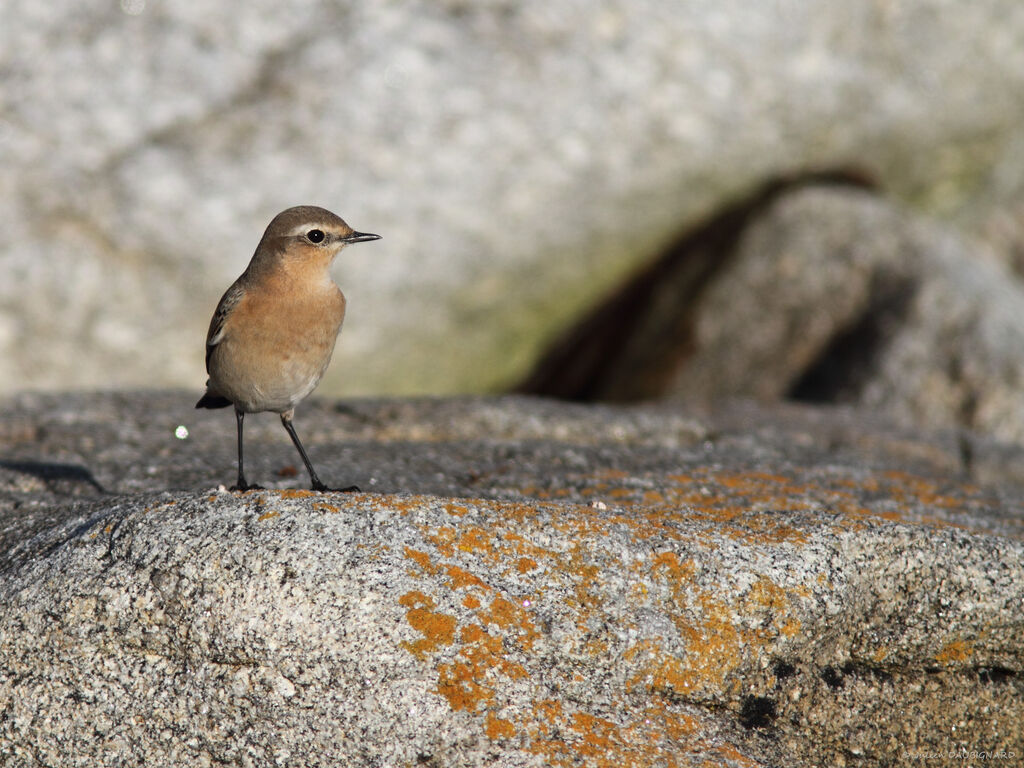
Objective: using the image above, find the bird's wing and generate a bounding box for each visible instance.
[205,281,245,373]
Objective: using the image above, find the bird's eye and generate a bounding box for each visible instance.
[307,229,325,243]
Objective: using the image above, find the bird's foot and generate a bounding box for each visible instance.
[230,482,264,492]
[311,480,360,493]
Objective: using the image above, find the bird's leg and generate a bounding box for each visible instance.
[230,409,262,491]
[280,412,359,493]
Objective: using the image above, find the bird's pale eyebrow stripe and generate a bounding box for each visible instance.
[287,223,325,237]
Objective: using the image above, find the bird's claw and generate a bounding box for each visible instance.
[311,481,360,493]
[230,482,264,492]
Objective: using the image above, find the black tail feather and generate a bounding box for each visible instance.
[195,393,232,409]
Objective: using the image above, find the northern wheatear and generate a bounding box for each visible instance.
[196,205,380,492]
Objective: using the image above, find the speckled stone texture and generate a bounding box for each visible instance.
[1,393,1022,766]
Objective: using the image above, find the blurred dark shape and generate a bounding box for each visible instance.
[0,459,107,494]
[516,169,876,402]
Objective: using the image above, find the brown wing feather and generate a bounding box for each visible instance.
[205,281,246,373]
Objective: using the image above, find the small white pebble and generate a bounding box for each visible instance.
[174,425,189,439]
[274,674,296,698]
[589,500,608,510]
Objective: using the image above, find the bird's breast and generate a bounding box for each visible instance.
[245,277,345,348]
[207,276,346,412]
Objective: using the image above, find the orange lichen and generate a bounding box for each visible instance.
[434,622,526,712]
[712,743,760,767]
[436,662,493,711]
[446,564,488,590]
[516,557,538,573]
[426,526,457,557]
[568,711,619,758]
[477,596,539,651]
[652,551,697,581]
[519,698,734,767]
[404,547,437,574]
[460,624,527,680]
[485,712,516,739]
[144,500,178,513]
[257,510,279,522]
[638,566,803,698]
[272,489,315,499]
[652,707,698,741]
[373,468,1008,762]
[499,531,551,563]
[935,639,973,664]
[533,698,563,724]
[385,494,439,517]
[647,654,700,697]
[399,591,456,659]
[512,463,1004,544]
[398,590,434,610]
[746,577,788,611]
[457,526,492,554]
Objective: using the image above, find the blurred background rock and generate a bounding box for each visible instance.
[3,0,1024,436]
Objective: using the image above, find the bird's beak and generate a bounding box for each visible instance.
[343,231,382,243]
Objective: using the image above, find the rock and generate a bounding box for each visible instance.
[521,183,1024,443]
[3,3,1024,396]
[1,392,1022,766]
[680,187,1024,446]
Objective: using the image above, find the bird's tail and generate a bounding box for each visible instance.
[195,392,232,409]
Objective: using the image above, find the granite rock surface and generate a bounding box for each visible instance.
[1,393,1022,766]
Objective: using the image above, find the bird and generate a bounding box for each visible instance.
[196,205,380,492]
